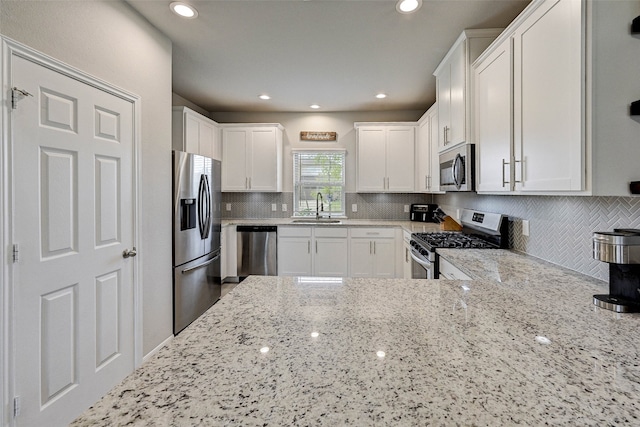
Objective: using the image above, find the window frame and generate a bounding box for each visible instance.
[292,149,346,218]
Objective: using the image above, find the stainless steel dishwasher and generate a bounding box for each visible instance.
[236,225,277,279]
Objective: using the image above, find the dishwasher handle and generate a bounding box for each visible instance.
[236,225,278,233]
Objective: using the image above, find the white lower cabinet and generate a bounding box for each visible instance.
[314,228,349,277]
[221,224,237,281]
[278,227,348,277]
[402,230,412,279]
[278,226,397,278]
[439,257,472,281]
[349,228,396,278]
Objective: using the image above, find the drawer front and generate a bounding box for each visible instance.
[314,227,348,238]
[350,228,395,239]
[278,226,312,237]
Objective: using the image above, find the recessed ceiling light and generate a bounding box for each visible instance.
[259,94,271,100]
[310,104,320,109]
[170,2,198,19]
[396,0,422,14]
[376,93,387,99]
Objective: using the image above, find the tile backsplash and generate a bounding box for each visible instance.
[221,192,431,220]
[435,193,640,281]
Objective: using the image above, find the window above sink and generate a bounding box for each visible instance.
[292,149,346,218]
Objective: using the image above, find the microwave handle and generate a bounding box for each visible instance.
[452,153,463,189]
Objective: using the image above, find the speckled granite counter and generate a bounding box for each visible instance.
[73,261,640,426]
[223,218,441,233]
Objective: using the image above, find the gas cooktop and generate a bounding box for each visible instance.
[411,209,509,253]
[412,231,499,250]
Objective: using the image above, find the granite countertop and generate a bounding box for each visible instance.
[223,218,441,233]
[73,251,640,426]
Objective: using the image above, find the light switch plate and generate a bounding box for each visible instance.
[271,203,277,212]
[522,220,530,237]
[282,204,287,212]
[404,205,410,213]
[225,203,231,211]
[352,204,358,213]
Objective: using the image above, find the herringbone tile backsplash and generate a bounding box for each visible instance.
[221,192,431,220]
[435,194,640,281]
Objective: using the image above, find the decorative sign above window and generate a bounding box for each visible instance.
[300,131,337,141]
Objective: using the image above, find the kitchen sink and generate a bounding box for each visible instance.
[291,218,342,224]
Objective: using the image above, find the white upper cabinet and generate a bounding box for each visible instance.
[474,37,513,193]
[474,0,638,196]
[172,106,221,160]
[433,29,503,152]
[355,123,416,192]
[221,123,284,192]
[416,104,441,193]
[512,0,583,192]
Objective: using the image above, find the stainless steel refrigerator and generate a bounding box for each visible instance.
[172,150,222,334]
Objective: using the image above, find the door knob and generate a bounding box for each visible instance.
[122,247,137,258]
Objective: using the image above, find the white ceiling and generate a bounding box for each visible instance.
[127,0,530,113]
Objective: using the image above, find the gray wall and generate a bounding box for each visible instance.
[1,0,174,356]
[435,193,640,282]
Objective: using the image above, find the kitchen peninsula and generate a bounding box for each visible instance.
[72,252,639,426]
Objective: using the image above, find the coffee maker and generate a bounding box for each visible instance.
[592,229,640,312]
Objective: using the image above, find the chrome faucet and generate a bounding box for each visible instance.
[316,192,324,219]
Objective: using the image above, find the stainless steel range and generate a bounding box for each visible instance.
[410,209,509,279]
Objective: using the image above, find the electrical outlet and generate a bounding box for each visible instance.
[456,209,461,220]
[271,203,277,212]
[522,220,530,237]
[404,205,410,213]
[282,204,287,212]
[225,203,231,211]
[352,204,358,213]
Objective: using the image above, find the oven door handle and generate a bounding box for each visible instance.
[409,248,433,268]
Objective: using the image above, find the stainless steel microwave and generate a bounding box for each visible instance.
[439,144,475,192]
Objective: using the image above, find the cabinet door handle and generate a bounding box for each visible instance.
[514,159,523,184]
[315,240,318,253]
[405,247,409,263]
[308,240,311,254]
[248,177,251,189]
[369,241,373,254]
[373,241,376,254]
[502,159,510,188]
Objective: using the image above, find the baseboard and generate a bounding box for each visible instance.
[142,335,173,364]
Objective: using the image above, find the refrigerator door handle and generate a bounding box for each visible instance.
[203,174,211,239]
[181,253,220,274]
[197,174,207,239]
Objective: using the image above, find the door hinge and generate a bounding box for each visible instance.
[11,87,33,109]
[12,244,19,263]
[13,396,21,418]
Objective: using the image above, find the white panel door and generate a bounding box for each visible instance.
[184,113,200,154]
[513,0,583,191]
[476,38,513,193]
[249,128,278,191]
[314,238,348,277]
[449,41,467,146]
[356,127,386,192]
[199,120,215,159]
[221,128,249,191]
[372,239,396,278]
[278,237,312,276]
[349,239,373,277]
[11,54,135,426]
[386,127,415,192]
